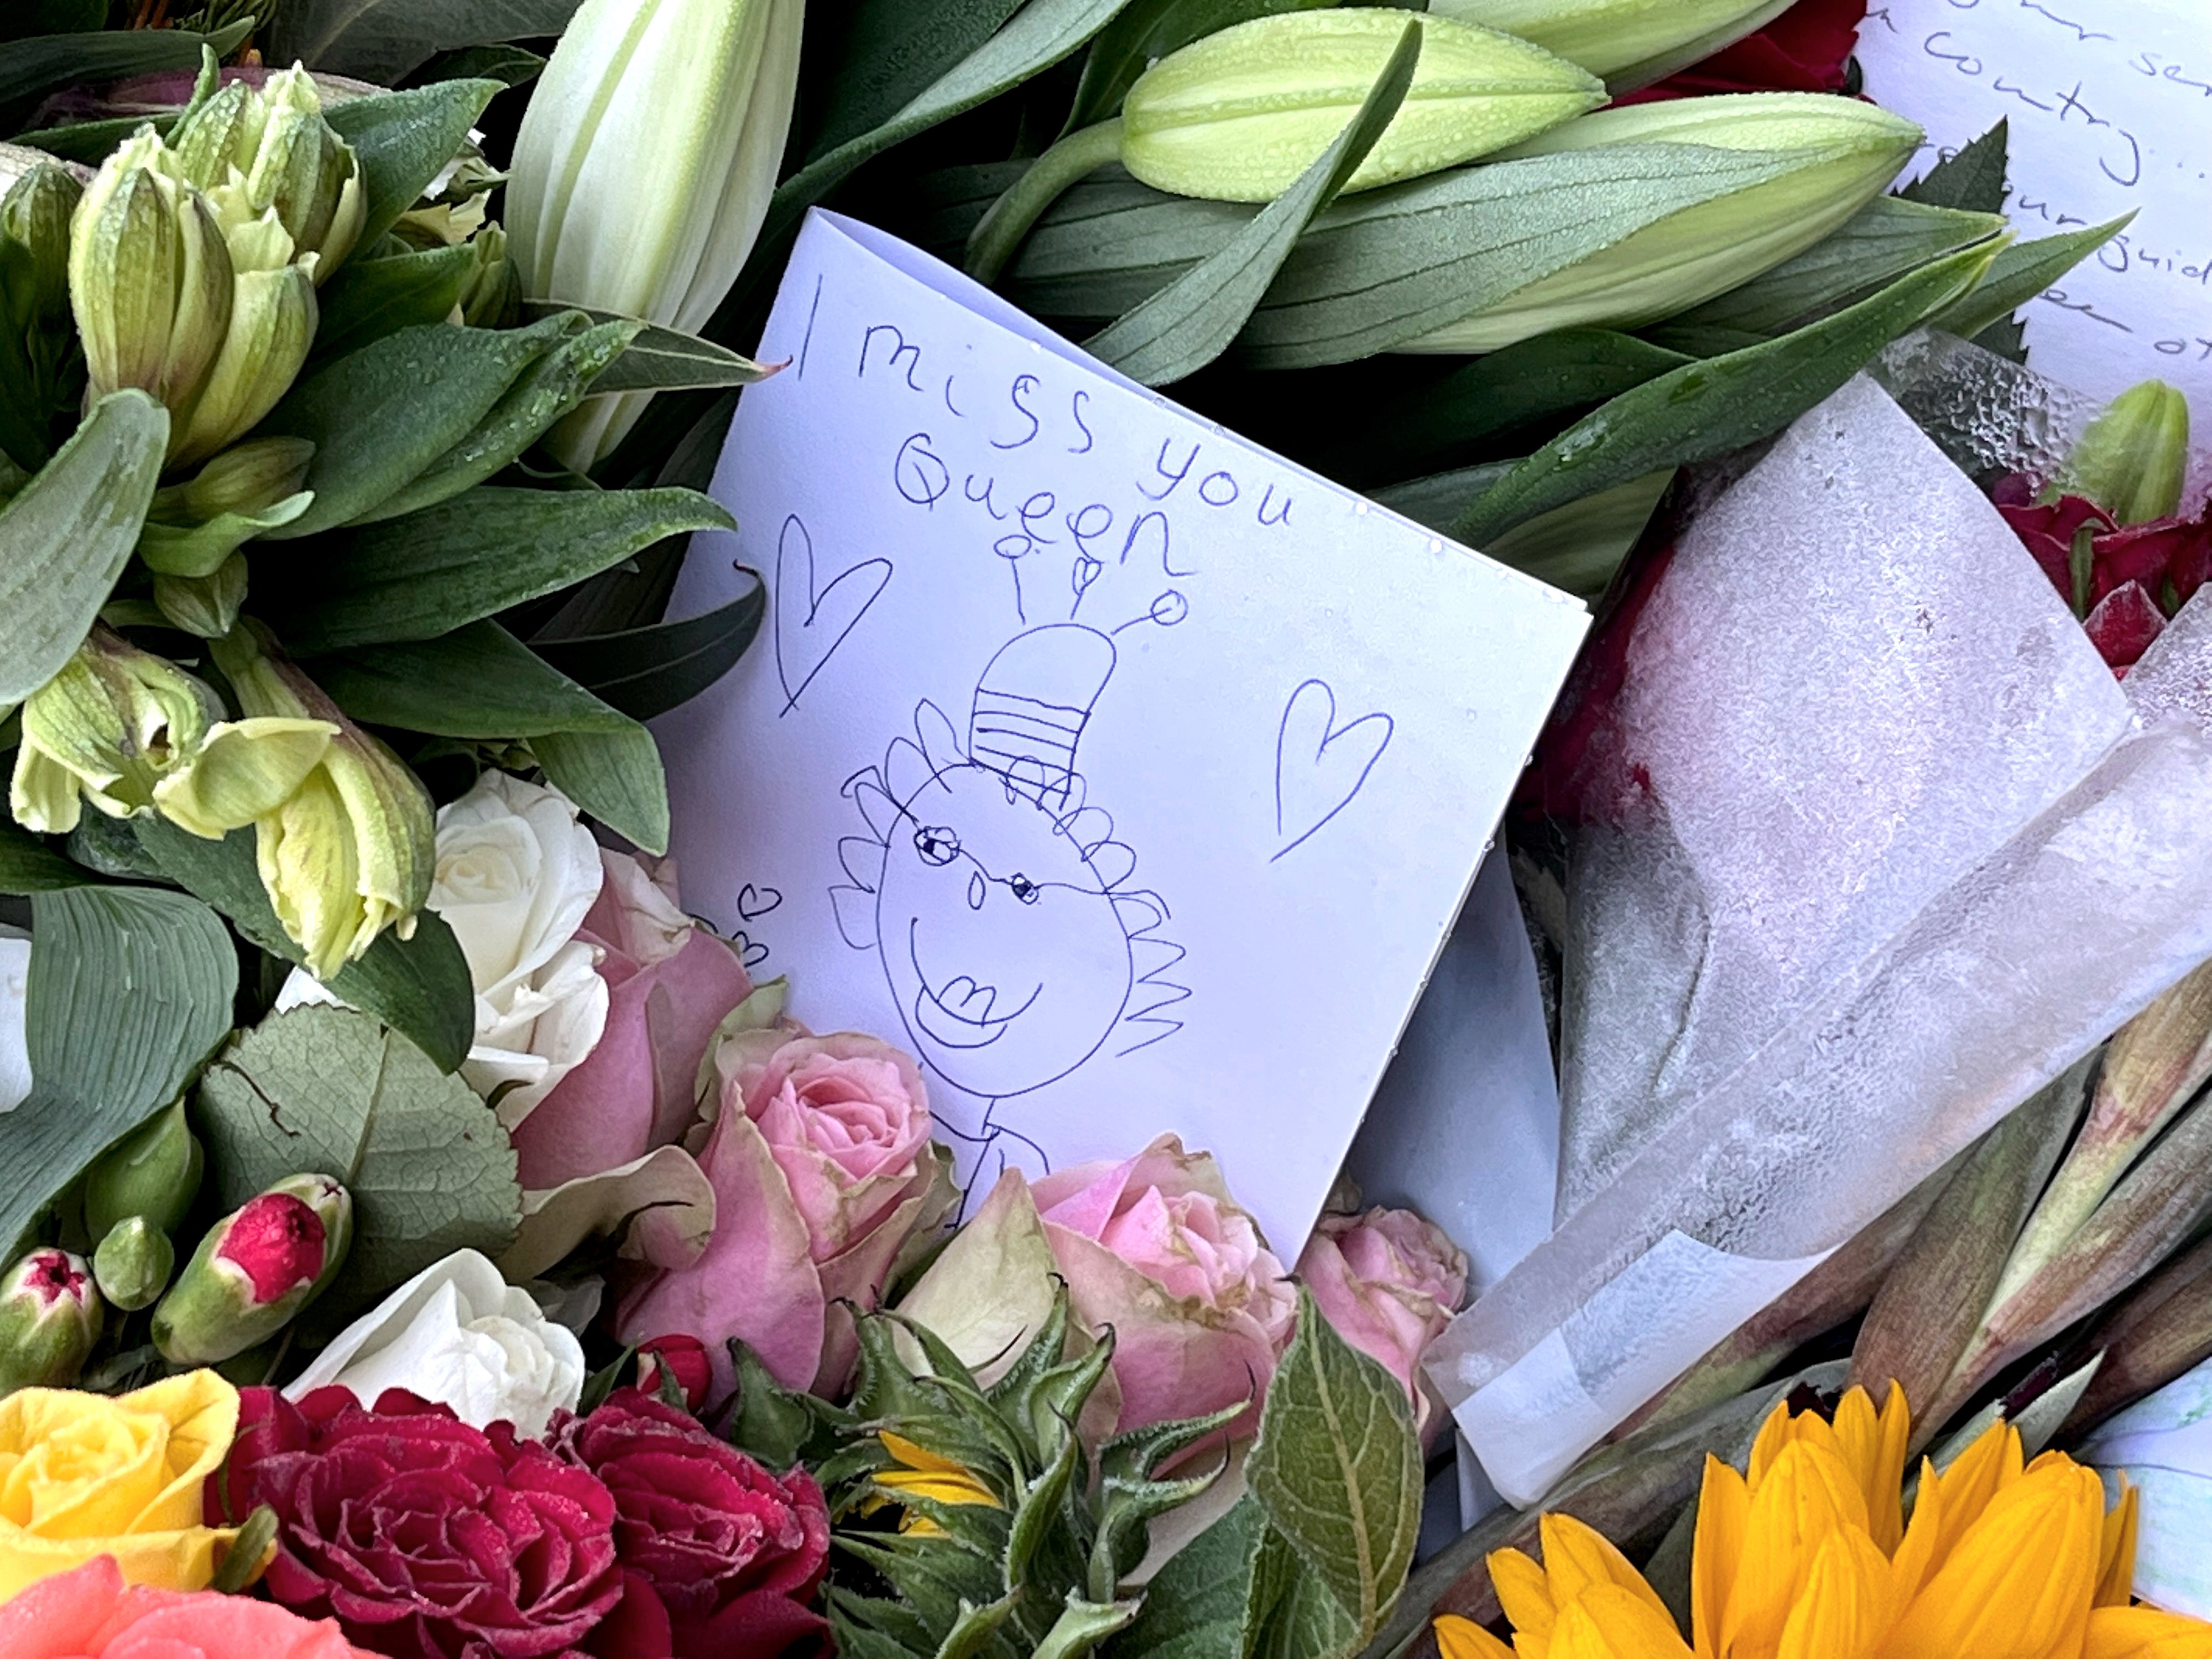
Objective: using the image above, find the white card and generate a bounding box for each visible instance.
[1856,1,2212,423]
[655,211,1589,1255]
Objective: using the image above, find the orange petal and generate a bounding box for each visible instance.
[1541,1514,1676,1626]
[1831,1386,1912,1554]
[1693,1457,1750,1659]
[1494,1546,1560,1641]
[1888,1460,1944,1609]
[1548,1585,1695,1659]
[2086,1606,2212,1659]
[1437,1614,1519,1659]
[1777,1527,1896,1659]
[2096,1479,2140,1610]
[1723,1441,1874,1659]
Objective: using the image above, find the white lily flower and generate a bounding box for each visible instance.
[506,0,806,471]
[2081,1354,2212,1618]
[286,1248,586,1438]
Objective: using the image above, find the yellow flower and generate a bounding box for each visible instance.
[869,1432,1003,1538]
[0,1371,242,1598]
[1439,1386,2206,1659]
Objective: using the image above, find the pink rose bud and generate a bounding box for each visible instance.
[0,1248,103,1394]
[154,1174,352,1365]
[1295,1205,1469,1448]
[634,1333,712,1411]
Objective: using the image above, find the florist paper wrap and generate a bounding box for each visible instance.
[1427,373,2212,1506]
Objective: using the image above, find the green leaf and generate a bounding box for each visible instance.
[272,0,579,88]
[800,0,1027,161]
[323,80,505,252]
[207,1506,279,1595]
[532,581,766,721]
[534,723,670,854]
[1246,1287,1421,1645]
[1065,0,1334,132]
[728,1339,822,1471]
[1087,16,1422,386]
[134,818,474,1073]
[1113,1493,1269,1659]
[310,620,633,738]
[311,244,482,364]
[0,21,248,109]
[1927,216,2132,345]
[1033,1594,1140,1659]
[1900,120,2010,214]
[0,821,81,893]
[508,305,780,396]
[0,0,106,41]
[1249,1532,1364,1659]
[194,1005,521,1326]
[1455,241,2000,547]
[259,484,735,652]
[257,312,580,539]
[1001,168,1257,319]
[0,390,167,706]
[0,886,236,1260]
[406,42,548,87]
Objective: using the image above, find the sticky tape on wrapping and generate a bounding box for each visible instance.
[1450,1229,1832,1507]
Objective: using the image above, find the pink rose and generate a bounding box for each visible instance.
[616,1026,947,1400]
[1031,1135,1297,1441]
[510,849,753,1192]
[1295,1206,1469,1447]
[0,1556,369,1658]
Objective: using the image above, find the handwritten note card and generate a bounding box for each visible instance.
[654,211,1589,1255]
[1858,1,2212,422]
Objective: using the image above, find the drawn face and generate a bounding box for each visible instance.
[874,762,1135,1098]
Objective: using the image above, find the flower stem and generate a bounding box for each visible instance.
[965,119,1126,287]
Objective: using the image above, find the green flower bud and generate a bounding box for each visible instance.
[172,65,366,279]
[152,713,337,838]
[2056,379,2190,526]
[152,554,252,640]
[67,128,235,446]
[0,1248,102,1394]
[2,158,82,328]
[84,1098,204,1238]
[210,625,435,978]
[153,1173,351,1365]
[457,222,519,330]
[8,627,221,834]
[1120,11,1603,204]
[92,1215,176,1312]
[1408,93,1927,352]
[1431,0,1796,91]
[169,228,316,469]
[141,436,317,580]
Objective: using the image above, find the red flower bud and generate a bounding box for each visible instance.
[216,1192,327,1304]
[0,1248,103,1392]
[636,1334,713,1412]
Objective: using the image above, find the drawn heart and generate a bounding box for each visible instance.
[736,883,783,923]
[1272,678,1394,863]
[775,514,892,714]
[730,930,771,971]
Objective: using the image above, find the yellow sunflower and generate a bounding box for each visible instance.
[1433,1385,2210,1659]
[867,1432,1004,1537]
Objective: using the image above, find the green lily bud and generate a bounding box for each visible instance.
[0,159,84,472]
[171,65,365,279]
[141,436,317,579]
[84,1098,204,1238]
[151,712,337,839]
[153,1173,351,1365]
[8,625,221,834]
[0,1249,102,1394]
[1431,0,1797,91]
[1407,93,1926,352]
[2056,379,2190,526]
[92,1215,176,1313]
[457,222,519,330]
[67,128,235,445]
[153,555,252,640]
[2,159,80,327]
[210,625,435,978]
[168,215,317,468]
[1120,12,1604,204]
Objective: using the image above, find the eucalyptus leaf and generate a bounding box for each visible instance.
[195,1005,521,1326]
[0,390,167,705]
[0,886,236,1261]
[1065,0,1335,133]
[1089,17,1423,385]
[1927,216,2131,345]
[532,583,766,721]
[0,821,81,894]
[311,244,482,364]
[272,0,580,87]
[324,80,504,252]
[311,621,633,738]
[134,817,474,1073]
[0,21,248,111]
[534,723,670,854]
[259,484,735,652]
[1457,242,2000,546]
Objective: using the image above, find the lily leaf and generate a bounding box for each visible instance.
[801,0,1026,160]
[0,20,248,108]
[310,620,633,738]
[324,80,505,251]
[533,583,766,721]
[311,244,482,364]
[272,0,580,90]
[0,822,81,894]
[1927,216,2132,345]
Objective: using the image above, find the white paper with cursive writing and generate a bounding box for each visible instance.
[1857,1,2212,425]
[653,211,1590,1256]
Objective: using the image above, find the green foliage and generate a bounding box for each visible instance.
[0,819,82,893]
[531,585,766,722]
[0,20,248,111]
[324,80,505,252]
[311,245,483,364]
[271,0,580,86]
[1064,0,1335,134]
[193,1005,521,1328]
[1900,121,2011,215]
[532,724,669,855]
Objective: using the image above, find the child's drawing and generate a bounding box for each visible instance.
[828,624,1188,1183]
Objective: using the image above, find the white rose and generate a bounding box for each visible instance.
[0,932,29,1114]
[285,1249,586,1438]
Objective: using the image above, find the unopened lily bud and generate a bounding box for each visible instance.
[457,222,518,329]
[84,1098,205,1238]
[1409,93,1927,352]
[93,1216,176,1313]
[152,712,336,838]
[154,1174,351,1364]
[169,217,317,468]
[8,626,221,834]
[141,436,317,580]
[0,1249,102,1394]
[1121,12,1603,204]
[172,65,364,278]
[2,160,81,326]
[1431,0,1796,90]
[67,128,234,444]
[2057,379,2190,527]
[153,555,252,640]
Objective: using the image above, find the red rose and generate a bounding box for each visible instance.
[633,1335,713,1412]
[213,1386,621,1658]
[1627,0,1867,102]
[550,1392,828,1659]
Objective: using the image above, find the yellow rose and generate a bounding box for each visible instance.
[0,1370,242,1598]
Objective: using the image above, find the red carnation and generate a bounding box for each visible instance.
[551,1391,828,1659]
[213,1386,622,1658]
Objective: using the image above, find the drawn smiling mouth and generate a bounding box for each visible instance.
[908,921,1041,1049]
